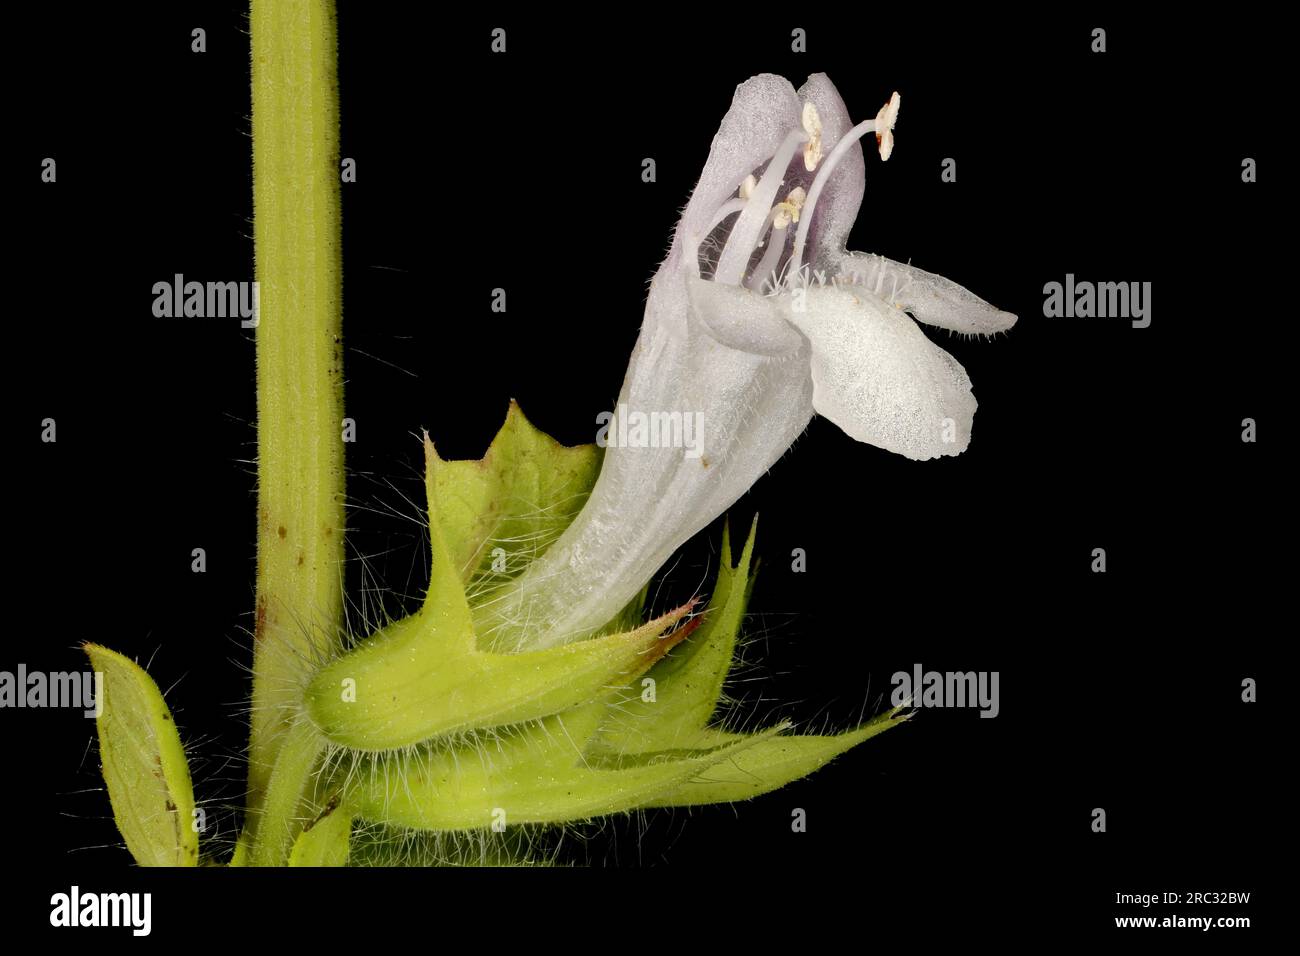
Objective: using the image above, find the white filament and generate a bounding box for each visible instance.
[788,117,878,279]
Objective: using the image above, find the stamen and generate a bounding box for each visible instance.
[748,222,788,294]
[712,128,808,286]
[802,102,823,171]
[771,186,806,230]
[789,92,901,277]
[747,188,807,292]
[738,174,758,200]
[875,91,901,162]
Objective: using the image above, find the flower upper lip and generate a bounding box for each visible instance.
[680,74,870,289]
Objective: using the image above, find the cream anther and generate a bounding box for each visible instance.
[874,91,901,161]
[802,102,823,171]
[771,186,807,230]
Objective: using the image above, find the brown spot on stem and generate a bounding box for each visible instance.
[302,794,341,833]
[278,525,287,539]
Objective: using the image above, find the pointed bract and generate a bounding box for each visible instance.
[595,516,758,754]
[646,708,912,807]
[430,401,601,584]
[348,713,786,831]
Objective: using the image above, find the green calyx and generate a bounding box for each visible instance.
[301,410,698,752]
[314,403,908,833]
[88,402,906,865]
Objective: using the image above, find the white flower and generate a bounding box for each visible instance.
[481,74,1016,651]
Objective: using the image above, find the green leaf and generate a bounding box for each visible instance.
[645,707,912,806]
[84,644,199,867]
[289,798,352,866]
[431,401,600,583]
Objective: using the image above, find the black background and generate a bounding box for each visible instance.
[5,3,1281,942]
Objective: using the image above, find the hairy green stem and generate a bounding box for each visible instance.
[250,720,328,867]
[247,0,345,825]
